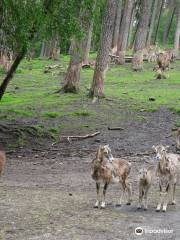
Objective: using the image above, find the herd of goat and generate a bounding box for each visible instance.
[91,129,180,212]
[0,129,179,213]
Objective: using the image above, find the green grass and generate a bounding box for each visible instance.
[0,55,179,140]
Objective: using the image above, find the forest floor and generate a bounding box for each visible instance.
[0,57,180,239]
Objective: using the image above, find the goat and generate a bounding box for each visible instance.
[157,52,171,71]
[91,145,132,209]
[152,145,180,212]
[137,166,154,210]
[0,151,6,176]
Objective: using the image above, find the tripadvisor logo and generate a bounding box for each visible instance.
[135,227,144,236]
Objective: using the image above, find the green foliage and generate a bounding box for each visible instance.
[0,57,179,137]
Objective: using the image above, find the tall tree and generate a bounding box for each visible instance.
[61,39,82,93]
[112,0,122,49]
[82,20,94,64]
[132,0,153,70]
[82,0,97,65]
[134,0,153,52]
[147,0,159,46]
[61,1,96,93]
[153,0,164,44]
[127,7,135,48]
[89,0,116,98]
[174,1,180,56]
[117,0,134,64]
[163,5,175,45]
[0,0,46,100]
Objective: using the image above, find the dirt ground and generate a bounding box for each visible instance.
[0,108,180,240]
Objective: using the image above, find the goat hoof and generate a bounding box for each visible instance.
[100,206,105,209]
[144,208,147,211]
[137,207,142,210]
[100,202,106,209]
[93,205,99,209]
[171,201,176,205]
[126,202,131,205]
[156,209,160,212]
[162,209,166,212]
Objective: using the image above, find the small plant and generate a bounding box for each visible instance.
[175,121,180,128]
[42,112,59,118]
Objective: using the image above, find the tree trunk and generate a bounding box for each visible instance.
[40,42,45,58]
[117,0,134,64]
[132,0,153,70]
[0,47,26,100]
[174,3,180,57]
[0,0,3,28]
[147,0,159,46]
[82,20,94,65]
[112,0,122,49]
[154,0,164,44]
[127,7,135,48]
[89,0,116,98]
[61,40,81,93]
[82,0,96,64]
[163,6,175,45]
[134,0,153,52]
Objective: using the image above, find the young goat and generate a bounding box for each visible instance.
[153,145,180,212]
[138,166,154,210]
[91,145,132,208]
[0,151,6,176]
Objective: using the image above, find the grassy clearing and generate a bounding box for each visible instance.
[0,55,179,140]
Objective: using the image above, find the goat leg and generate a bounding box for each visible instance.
[137,190,143,210]
[170,183,176,205]
[126,181,132,205]
[162,184,170,212]
[144,188,149,210]
[94,182,100,208]
[101,182,108,209]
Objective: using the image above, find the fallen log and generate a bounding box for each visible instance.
[109,54,148,63]
[108,127,124,131]
[60,131,100,143]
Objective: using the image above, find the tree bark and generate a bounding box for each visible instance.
[117,0,134,64]
[132,0,153,70]
[112,0,122,49]
[0,0,3,28]
[174,3,180,57]
[163,6,175,45]
[154,0,164,44]
[40,42,45,58]
[127,7,135,48]
[134,0,153,52]
[82,0,96,64]
[89,0,116,98]
[0,47,26,100]
[82,20,94,64]
[147,0,159,46]
[61,40,81,93]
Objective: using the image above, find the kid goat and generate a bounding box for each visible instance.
[91,145,132,208]
[153,145,180,212]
